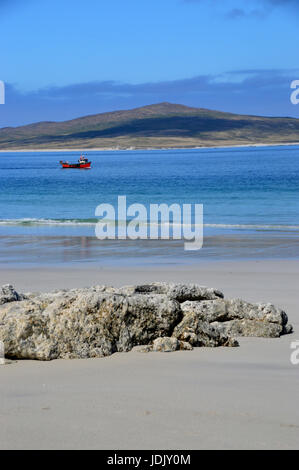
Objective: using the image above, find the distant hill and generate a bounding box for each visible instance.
[1,102,299,150]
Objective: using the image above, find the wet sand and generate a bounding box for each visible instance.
[0,260,299,449]
[1,232,299,266]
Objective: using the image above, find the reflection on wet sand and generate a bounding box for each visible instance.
[1,231,299,266]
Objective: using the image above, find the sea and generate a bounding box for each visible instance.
[0,145,299,265]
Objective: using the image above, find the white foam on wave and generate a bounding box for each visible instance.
[0,218,96,226]
[1,218,299,231]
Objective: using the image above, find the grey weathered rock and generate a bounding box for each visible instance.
[131,345,153,353]
[172,314,239,347]
[179,341,193,351]
[0,283,292,360]
[153,337,180,352]
[0,291,181,360]
[211,319,283,338]
[0,284,26,305]
[120,282,224,302]
[180,298,291,338]
[133,339,193,353]
[283,324,293,335]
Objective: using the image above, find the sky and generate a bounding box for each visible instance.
[0,0,299,127]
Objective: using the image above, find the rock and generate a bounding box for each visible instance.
[172,314,239,347]
[180,298,291,338]
[283,324,293,335]
[120,282,224,302]
[131,345,153,353]
[0,282,292,360]
[135,338,193,353]
[0,340,4,365]
[179,341,193,351]
[211,319,284,338]
[181,300,227,323]
[0,292,181,360]
[153,337,179,352]
[0,284,26,305]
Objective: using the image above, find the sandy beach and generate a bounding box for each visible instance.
[1,142,299,153]
[1,259,298,450]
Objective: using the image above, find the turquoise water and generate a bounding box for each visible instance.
[0,146,299,264]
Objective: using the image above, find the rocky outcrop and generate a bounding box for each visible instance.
[0,284,26,305]
[0,283,293,360]
[0,292,181,360]
[180,299,290,338]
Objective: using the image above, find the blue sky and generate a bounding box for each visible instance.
[0,0,299,126]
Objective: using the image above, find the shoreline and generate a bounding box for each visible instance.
[1,229,299,266]
[1,142,299,153]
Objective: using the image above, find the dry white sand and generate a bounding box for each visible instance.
[0,260,299,449]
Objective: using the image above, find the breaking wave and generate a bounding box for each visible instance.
[1,218,299,232]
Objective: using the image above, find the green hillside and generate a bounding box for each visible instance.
[1,102,299,150]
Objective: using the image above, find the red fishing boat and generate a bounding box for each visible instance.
[60,155,91,169]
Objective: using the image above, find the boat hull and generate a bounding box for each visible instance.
[61,162,91,169]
